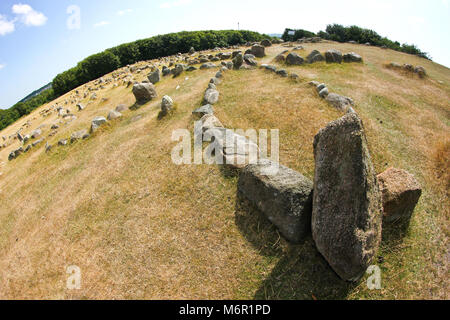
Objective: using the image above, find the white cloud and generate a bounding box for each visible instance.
[160,0,192,9]
[12,4,47,27]
[94,21,110,28]
[0,64,5,70]
[117,9,133,16]
[443,0,449,7]
[0,14,15,36]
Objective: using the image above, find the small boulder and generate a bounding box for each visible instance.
[343,52,363,63]
[325,93,355,111]
[107,110,122,120]
[325,49,343,64]
[91,116,107,132]
[260,39,272,47]
[132,83,157,103]
[377,168,422,223]
[232,53,244,69]
[251,45,266,58]
[319,87,329,98]
[193,104,214,118]
[31,129,42,139]
[286,52,304,65]
[70,130,88,143]
[307,50,325,64]
[414,66,427,78]
[161,95,174,114]
[204,89,219,105]
[238,159,314,243]
[147,69,161,84]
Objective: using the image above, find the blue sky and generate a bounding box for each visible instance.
[0,0,449,108]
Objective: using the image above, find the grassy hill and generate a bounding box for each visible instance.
[0,41,448,299]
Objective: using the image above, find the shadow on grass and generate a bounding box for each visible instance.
[234,190,356,300]
[381,218,412,247]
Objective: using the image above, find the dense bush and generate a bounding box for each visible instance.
[282,25,430,60]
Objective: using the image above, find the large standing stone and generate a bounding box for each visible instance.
[286,52,304,65]
[312,113,382,282]
[377,168,422,223]
[325,49,343,64]
[132,83,157,103]
[239,159,314,243]
[204,89,219,105]
[172,64,184,78]
[251,45,266,58]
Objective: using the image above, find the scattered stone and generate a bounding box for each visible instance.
[260,39,272,47]
[244,54,257,66]
[343,52,363,63]
[307,50,325,63]
[193,104,214,118]
[107,110,122,120]
[32,139,43,147]
[200,114,223,132]
[276,69,289,77]
[232,53,244,69]
[189,47,196,54]
[286,52,304,65]
[325,49,343,64]
[115,104,128,112]
[31,129,42,139]
[70,130,88,143]
[77,103,85,111]
[204,89,219,105]
[312,113,382,282]
[162,66,171,76]
[91,116,107,132]
[238,159,314,243]
[414,66,427,78]
[132,83,157,103]
[275,54,286,63]
[251,44,266,58]
[147,69,161,84]
[200,63,217,70]
[319,87,329,98]
[325,93,355,111]
[58,139,68,146]
[161,95,174,114]
[377,168,422,223]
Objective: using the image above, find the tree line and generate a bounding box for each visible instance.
[0,30,269,132]
[282,24,430,59]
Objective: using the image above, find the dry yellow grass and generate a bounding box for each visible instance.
[0,41,448,299]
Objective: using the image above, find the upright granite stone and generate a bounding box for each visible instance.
[239,159,314,243]
[251,45,266,58]
[377,168,422,223]
[312,113,382,282]
[147,69,161,84]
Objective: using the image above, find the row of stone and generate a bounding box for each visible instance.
[309,81,356,112]
[276,49,362,66]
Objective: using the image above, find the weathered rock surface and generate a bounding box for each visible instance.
[312,113,382,282]
[132,83,157,103]
[239,159,314,243]
[193,104,214,118]
[161,95,174,114]
[91,116,107,132]
[204,89,219,105]
[232,53,243,69]
[286,52,304,65]
[251,45,265,58]
[107,110,122,120]
[71,129,89,143]
[147,69,161,84]
[343,52,363,63]
[325,49,343,64]
[377,168,422,223]
[261,39,272,47]
[325,93,355,111]
[307,50,325,63]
